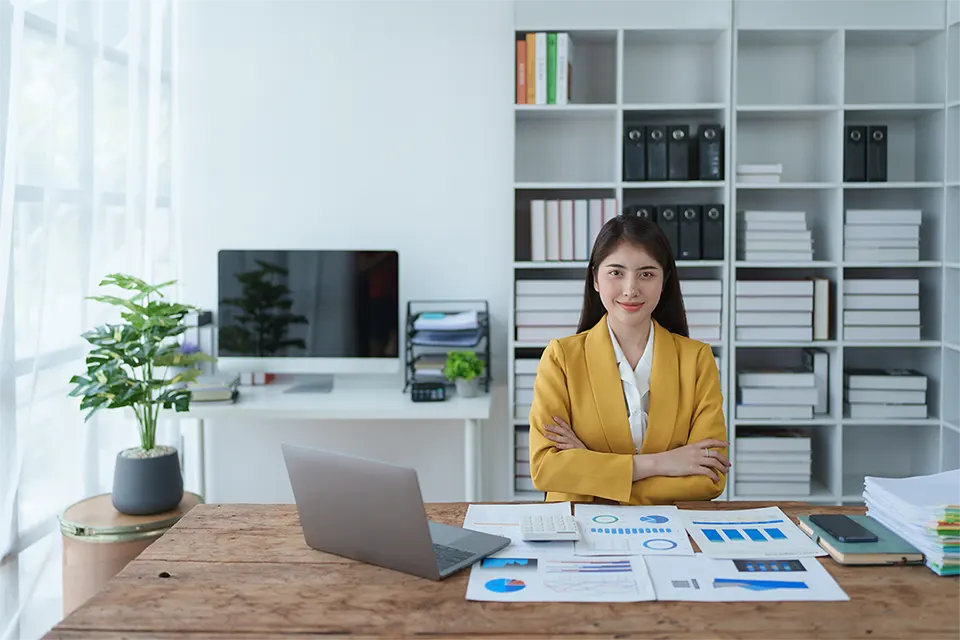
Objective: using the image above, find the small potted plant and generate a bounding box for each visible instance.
[69,274,214,515]
[444,350,485,398]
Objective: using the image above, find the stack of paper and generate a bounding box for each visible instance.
[863,470,960,576]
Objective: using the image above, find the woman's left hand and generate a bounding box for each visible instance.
[543,416,587,450]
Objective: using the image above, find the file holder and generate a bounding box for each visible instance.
[698,124,723,180]
[678,205,702,260]
[844,125,867,182]
[657,206,680,257]
[404,299,491,393]
[646,125,668,181]
[701,204,724,260]
[667,125,691,180]
[623,125,646,181]
[867,125,888,182]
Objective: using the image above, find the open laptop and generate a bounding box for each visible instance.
[281,443,511,580]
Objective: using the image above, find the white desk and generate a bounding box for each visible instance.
[167,382,492,501]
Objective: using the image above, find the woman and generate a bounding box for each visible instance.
[528,214,731,505]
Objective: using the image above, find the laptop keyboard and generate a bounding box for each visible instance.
[433,543,475,571]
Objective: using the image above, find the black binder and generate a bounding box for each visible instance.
[678,205,701,260]
[657,205,680,257]
[623,125,646,181]
[844,125,866,182]
[646,125,668,181]
[701,204,724,260]
[667,125,691,181]
[634,205,656,222]
[698,124,723,180]
[867,125,887,182]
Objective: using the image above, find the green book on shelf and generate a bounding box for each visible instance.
[798,515,924,566]
[546,32,557,104]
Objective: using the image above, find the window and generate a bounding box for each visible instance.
[0,1,178,638]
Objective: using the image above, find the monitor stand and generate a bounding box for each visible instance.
[284,375,335,394]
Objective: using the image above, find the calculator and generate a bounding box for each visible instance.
[411,382,446,402]
[520,514,582,541]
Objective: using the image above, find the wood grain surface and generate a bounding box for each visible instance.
[44,501,959,640]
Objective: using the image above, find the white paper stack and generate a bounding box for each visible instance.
[734,280,814,342]
[738,210,813,262]
[736,349,828,421]
[737,163,782,184]
[680,279,722,343]
[843,368,928,420]
[736,368,817,421]
[514,279,581,343]
[844,208,922,262]
[843,279,921,341]
[863,470,960,576]
[733,430,813,497]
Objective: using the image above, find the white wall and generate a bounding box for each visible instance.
[177,0,515,503]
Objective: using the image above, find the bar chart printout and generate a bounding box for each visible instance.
[677,507,825,559]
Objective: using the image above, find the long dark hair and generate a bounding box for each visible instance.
[577,214,689,337]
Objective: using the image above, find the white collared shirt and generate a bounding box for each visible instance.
[608,321,654,454]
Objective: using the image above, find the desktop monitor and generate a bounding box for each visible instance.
[216,250,400,382]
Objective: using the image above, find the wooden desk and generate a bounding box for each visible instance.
[44,501,958,640]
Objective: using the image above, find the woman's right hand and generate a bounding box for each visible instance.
[650,439,730,482]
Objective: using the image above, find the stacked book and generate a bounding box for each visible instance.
[844,208,922,263]
[187,373,240,404]
[516,32,574,106]
[864,470,960,576]
[515,279,581,343]
[514,427,537,494]
[513,358,539,420]
[737,163,782,184]
[680,279,722,343]
[734,429,813,497]
[843,279,921,341]
[735,279,829,342]
[735,359,823,421]
[739,210,814,262]
[843,369,928,420]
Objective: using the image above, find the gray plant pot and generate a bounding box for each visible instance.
[112,445,184,516]
[455,377,479,398]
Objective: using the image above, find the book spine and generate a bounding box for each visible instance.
[546,32,557,104]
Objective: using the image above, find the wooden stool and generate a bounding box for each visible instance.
[58,491,203,616]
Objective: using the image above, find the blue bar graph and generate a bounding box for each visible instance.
[702,528,723,542]
[744,528,766,542]
[765,527,787,540]
[722,529,745,541]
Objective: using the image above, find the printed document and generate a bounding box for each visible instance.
[573,504,695,556]
[678,506,825,559]
[645,554,849,602]
[462,502,575,559]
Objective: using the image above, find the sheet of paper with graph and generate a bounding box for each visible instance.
[677,506,826,559]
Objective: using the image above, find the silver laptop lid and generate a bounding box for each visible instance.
[281,443,441,580]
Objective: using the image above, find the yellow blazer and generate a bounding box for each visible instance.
[528,315,727,505]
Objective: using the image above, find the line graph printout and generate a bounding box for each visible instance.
[573,505,695,557]
[678,507,825,559]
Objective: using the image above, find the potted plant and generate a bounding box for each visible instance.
[69,274,214,515]
[444,350,485,398]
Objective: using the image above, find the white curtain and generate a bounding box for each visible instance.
[0,1,179,638]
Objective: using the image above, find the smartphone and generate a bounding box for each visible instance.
[809,514,878,543]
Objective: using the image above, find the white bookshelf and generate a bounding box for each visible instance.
[509,0,960,504]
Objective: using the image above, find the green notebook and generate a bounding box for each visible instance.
[798,515,924,566]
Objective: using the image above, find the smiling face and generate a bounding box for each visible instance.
[593,240,664,331]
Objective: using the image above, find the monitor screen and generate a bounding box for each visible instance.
[216,250,399,360]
